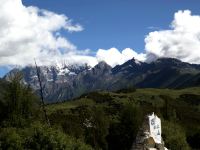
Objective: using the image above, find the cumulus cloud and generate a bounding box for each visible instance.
[96,48,146,67]
[0,0,146,68]
[145,10,200,64]
[97,10,200,66]
[0,0,85,67]
[2,0,199,70]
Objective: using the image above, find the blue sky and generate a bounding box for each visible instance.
[22,0,200,52]
[1,0,200,77]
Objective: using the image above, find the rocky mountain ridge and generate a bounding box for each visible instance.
[5,57,200,102]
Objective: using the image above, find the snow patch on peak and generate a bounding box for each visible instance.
[50,59,91,76]
[58,68,70,76]
[135,59,141,65]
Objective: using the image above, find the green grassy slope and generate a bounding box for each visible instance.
[46,87,200,149]
[47,87,200,113]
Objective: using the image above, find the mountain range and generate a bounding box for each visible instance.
[4,58,200,103]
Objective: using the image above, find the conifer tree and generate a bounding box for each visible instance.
[3,72,39,127]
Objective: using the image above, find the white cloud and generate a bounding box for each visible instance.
[145,10,200,64]
[2,1,199,70]
[1,0,137,69]
[0,0,83,67]
[96,48,146,67]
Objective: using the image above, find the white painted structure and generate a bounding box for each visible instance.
[148,112,162,144]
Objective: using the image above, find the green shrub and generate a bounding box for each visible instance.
[162,121,190,150]
[187,130,200,149]
[83,92,113,103]
[107,103,142,150]
[2,72,40,127]
[84,106,109,150]
[23,122,92,150]
[0,122,92,150]
[0,128,23,150]
[115,87,136,93]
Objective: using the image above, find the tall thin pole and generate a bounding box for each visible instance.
[34,59,50,126]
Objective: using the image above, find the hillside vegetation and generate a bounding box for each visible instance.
[0,74,92,150]
[47,87,200,150]
[0,74,200,150]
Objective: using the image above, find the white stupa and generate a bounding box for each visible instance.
[148,112,162,144]
[132,112,168,150]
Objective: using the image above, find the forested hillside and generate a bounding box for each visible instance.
[0,74,92,149]
[0,74,200,149]
[46,87,200,150]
